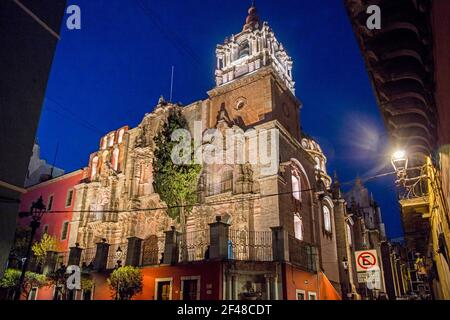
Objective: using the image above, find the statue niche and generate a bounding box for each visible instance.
[89,188,110,222]
[134,161,153,197]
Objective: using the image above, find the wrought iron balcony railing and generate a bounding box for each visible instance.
[288,235,317,273]
[68,228,317,274]
[178,229,210,263]
[141,235,165,266]
[228,229,273,262]
[105,242,128,269]
[80,247,96,267]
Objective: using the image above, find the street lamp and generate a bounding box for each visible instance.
[391,150,408,182]
[114,246,123,300]
[341,257,351,300]
[14,196,47,300]
[115,246,123,269]
[342,257,349,271]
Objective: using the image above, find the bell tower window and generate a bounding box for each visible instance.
[238,40,250,59]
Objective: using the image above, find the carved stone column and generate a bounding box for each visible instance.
[232,274,238,300]
[273,275,279,300]
[265,274,271,300]
[227,273,233,300]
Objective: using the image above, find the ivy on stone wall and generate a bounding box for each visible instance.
[152,109,201,220]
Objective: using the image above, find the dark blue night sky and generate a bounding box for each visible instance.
[36,0,403,238]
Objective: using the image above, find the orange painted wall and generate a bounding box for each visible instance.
[282,263,341,300]
[91,262,223,300]
[34,285,54,300]
[18,170,84,252]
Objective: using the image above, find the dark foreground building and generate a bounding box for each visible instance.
[0,0,66,277]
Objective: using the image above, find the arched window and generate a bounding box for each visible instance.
[292,170,301,201]
[323,206,332,233]
[91,156,99,180]
[113,148,120,171]
[101,137,107,150]
[108,133,115,147]
[346,223,352,246]
[294,214,303,241]
[238,40,250,59]
[118,129,125,144]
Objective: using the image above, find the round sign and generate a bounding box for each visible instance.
[357,251,377,270]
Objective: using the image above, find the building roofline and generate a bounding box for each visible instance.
[25,169,85,191]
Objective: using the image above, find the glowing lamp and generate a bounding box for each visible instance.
[391,150,408,172]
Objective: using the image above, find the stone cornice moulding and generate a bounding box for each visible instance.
[207,67,301,108]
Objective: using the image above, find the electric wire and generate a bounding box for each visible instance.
[21,170,398,215]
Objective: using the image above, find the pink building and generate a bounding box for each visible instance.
[18,169,85,252]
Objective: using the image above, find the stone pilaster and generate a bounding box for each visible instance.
[93,240,110,271]
[68,244,83,266]
[271,226,289,262]
[126,237,143,267]
[162,227,180,265]
[209,216,230,260]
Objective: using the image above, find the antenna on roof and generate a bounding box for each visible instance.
[50,141,59,178]
[169,65,174,103]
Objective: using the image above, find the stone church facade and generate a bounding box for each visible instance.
[66,4,343,299]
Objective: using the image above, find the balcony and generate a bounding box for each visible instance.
[140,235,165,266]
[397,170,431,255]
[228,229,273,262]
[64,222,317,274]
[178,229,210,262]
[288,235,317,272]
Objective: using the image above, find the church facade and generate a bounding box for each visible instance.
[65,3,343,300]
[20,4,347,300]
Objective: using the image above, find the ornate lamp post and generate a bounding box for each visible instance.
[114,246,123,300]
[115,246,123,269]
[342,256,349,271]
[391,150,408,183]
[14,196,46,300]
[341,257,351,300]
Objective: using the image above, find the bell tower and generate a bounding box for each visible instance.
[207,2,301,141]
[214,2,295,94]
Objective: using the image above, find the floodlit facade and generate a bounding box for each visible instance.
[64,4,342,300]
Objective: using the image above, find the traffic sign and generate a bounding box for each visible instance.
[355,250,379,272]
[357,269,382,289]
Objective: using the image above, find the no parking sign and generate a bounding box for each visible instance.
[355,250,379,272]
